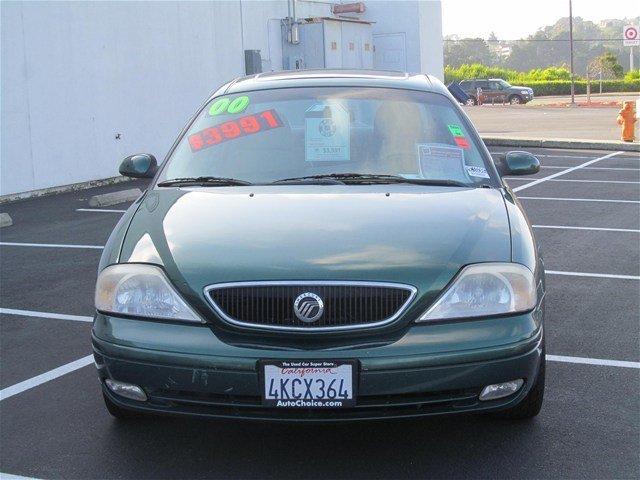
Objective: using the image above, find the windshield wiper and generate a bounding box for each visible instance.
[273,173,469,187]
[157,176,252,187]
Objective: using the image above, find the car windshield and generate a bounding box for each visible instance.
[160,87,495,186]
[498,80,512,89]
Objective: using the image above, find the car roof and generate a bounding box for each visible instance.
[210,69,450,99]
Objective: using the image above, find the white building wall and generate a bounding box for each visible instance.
[363,0,443,79]
[1,1,246,196]
[238,0,330,72]
[1,0,443,196]
[418,0,444,79]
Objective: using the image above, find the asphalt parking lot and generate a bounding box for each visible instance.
[1,147,639,479]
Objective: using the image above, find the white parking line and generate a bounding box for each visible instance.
[490,152,594,159]
[512,151,624,192]
[506,178,639,184]
[0,242,104,249]
[519,196,639,204]
[547,355,640,369]
[519,195,640,204]
[0,472,42,480]
[0,355,94,402]
[0,308,93,323]
[533,225,640,233]
[491,151,640,160]
[76,208,127,213]
[547,270,640,280]
[541,166,639,171]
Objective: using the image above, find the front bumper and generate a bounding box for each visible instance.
[92,312,543,421]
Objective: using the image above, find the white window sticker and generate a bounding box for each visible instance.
[417,144,466,179]
[305,103,350,162]
[465,165,490,178]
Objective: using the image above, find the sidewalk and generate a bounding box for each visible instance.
[530,92,639,106]
[466,103,640,152]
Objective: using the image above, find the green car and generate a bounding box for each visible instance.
[92,70,545,421]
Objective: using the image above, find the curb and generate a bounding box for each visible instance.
[0,213,13,228]
[482,137,640,152]
[0,176,135,205]
[88,188,143,207]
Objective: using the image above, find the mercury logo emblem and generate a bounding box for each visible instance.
[293,292,324,323]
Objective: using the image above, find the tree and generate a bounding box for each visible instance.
[444,38,498,68]
[588,52,624,79]
[500,16,639,73]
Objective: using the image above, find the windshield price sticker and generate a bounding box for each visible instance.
[417,143,467,179]
[208,96,250,116]
[447,124,464,137]
[453,136,470,149]
[447,124,470,149]
[305,103,351,162]
[262,360,356,408]
[188,109,283,152]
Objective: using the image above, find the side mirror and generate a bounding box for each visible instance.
[119,154,158,178]
[497,151,540,176]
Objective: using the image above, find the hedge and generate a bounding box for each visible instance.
[519,80,640,96]
[445,64,640,95]
[445,65,573,84]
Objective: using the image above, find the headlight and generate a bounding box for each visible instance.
[95,264,202,322]
[418,263,536,322]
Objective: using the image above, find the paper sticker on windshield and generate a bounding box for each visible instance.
[453,136,470,149]
[208,96,250,116]
[188,109,283,152]
[417,144,466,179]
[447,124,465,137]
[465,166,490,179]
[305,103,350,162]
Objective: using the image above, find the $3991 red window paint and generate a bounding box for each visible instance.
[188,109,284,152]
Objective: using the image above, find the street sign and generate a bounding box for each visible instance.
[623,25,639,46]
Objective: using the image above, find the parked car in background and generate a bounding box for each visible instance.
[459,79,534,105]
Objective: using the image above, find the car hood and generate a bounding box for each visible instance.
[120,185,511,302]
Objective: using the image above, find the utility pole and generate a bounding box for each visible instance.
[569,0,575,104]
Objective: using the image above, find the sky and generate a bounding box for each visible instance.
[441,0,640,40]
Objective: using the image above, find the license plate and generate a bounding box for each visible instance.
[261,360,357,408]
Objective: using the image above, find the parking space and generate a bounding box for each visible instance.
[0,149,638,479]
[0,317,91,389]
[534,228,639,276]
[513,181,639,201]
[519,201,640,230]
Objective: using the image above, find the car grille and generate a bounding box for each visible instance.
[204,282,417,331]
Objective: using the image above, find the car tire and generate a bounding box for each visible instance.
[491,348,545,420]
[103,393,144,420]
[509,95,523,105]
[465,96,477,106]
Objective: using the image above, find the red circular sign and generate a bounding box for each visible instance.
[624,26,638,40]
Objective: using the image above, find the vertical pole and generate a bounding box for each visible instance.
[631,47,635,72]
[599,70,602,94]
[569,0,575,104]
[586,70,590,104]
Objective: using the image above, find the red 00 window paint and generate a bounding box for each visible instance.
[188,110,284,152]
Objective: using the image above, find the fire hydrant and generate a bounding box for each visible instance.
[616,101,637,142]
